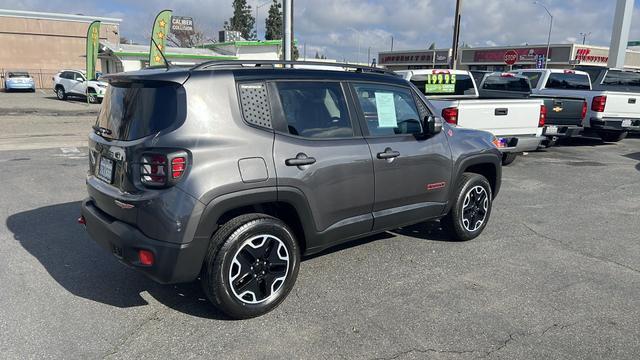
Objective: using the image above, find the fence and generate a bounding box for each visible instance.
[1,68,59,90]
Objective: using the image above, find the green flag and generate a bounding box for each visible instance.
[86,21,101,81]
[149,10,172,67]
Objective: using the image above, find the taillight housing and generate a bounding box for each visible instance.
[140,151,188,188]
[581,101,588,120]
[442,107,459,125]
[538,105,547,127]
[592,96,607,112]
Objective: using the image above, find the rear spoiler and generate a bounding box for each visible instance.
[101,68,190,85]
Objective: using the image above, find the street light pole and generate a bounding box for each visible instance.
[450,0,462,69]
[534,1,553,68]
[283,0,292,61]
[255,1,271,40]
[579,32,591,45]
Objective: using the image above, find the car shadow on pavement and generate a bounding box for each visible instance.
[556,136,611,147]
[6,201,231,320]
[622,151,640,172]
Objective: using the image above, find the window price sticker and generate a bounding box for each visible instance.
[425,73,456,94]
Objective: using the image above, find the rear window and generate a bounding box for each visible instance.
[410,73,476,96]
[482,75,531,93]
[545,73,591,90]
[520,72,542,88]
[95,82,185,140]
[8,72,30,78]
[602,70,640,88]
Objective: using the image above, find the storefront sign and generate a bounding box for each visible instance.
[474,48,550,63]
[574,48,608,64]
[171,16,194,33]
[379,51,449,65]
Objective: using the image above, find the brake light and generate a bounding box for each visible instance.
[141,154,167,186]
[581,101,588,120]
[592,96,607,112]
[539,105,547,127]
[564,70,576,74]
[500,73,514,77]
[171,157,186,179]
[442,107,459,125]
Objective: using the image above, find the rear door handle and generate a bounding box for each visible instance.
[495,108,508,116]
[377,149,401,159]
[285,153,316,167]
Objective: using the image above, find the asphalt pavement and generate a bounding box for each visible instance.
[0,91,639,359]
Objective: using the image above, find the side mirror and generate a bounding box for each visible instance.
[424,115,443,135]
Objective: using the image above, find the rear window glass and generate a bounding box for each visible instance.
[602,70,640,88]
[410,73,475,96]
[520,72,542,88]
[482,75,531,93]
[545,73,591,90]
[95,82,185,140]
[8,72,29,78]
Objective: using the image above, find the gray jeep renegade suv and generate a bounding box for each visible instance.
[80,61,502,319]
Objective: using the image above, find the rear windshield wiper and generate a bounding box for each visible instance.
[92,125,113,137]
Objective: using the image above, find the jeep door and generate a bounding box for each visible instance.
[349,82,452,231]
[270,81,374,249]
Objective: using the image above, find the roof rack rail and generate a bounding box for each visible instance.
[190,60,396,76]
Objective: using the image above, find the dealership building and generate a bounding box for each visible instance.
[379,43,640,71]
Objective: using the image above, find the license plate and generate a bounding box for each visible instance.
[545,125,558,135]
[97,157,114,184]
[622,119,632,127]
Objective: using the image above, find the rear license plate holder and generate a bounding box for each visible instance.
[97,157,114,184]
[622,119,632,128]
[545,125,558,135]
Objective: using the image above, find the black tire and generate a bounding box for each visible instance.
[201,213,300,319]
[501,152,518,166]
[599,131,627,143]
[88,91,99,104]
[56,87,66,100]
[442,173,493,241]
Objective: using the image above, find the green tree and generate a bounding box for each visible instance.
[265,0,282,40]
[224,0,256,40]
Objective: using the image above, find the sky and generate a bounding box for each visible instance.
[3,0,640,62]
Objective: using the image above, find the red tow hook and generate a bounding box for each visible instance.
[77,216,86,225]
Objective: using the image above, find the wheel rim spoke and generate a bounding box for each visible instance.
[461,185,489,232]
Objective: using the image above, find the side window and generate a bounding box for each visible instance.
[61,72,71,79]
[275,81,353,138]
[353,83,422,136]
[74,73,85,81]
[238,82,272,129]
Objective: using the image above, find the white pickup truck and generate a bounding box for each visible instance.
[398,69,546,165]
[512,68,640,142]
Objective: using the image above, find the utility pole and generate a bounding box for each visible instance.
[534,1,553,68]
[282,0,293,61]
[609,0,634,68]
[367,47,371,66]
[391,36,394,51]
[450,0,462,69]
[579,32,591,45]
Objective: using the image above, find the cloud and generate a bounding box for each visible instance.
[1,0,640,61]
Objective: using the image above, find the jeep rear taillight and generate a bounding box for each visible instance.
[140,152,188,187]
[581,101,588,120]
[442,107,459,125]
[592,96,607,112]
[539,105,547,127]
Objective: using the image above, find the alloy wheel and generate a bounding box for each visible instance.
[461,185,489,232]
[229,234,290,304]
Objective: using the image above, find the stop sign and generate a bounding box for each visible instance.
[504,50,518,65]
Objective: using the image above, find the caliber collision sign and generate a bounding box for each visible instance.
[171,16,194,33]
[504,50,518,65]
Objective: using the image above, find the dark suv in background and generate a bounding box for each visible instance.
[80,61,502,319]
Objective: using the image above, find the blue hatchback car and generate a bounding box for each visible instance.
[4,72,36,92]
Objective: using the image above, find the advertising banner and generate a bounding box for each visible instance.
[149,10,173,67]
[86,21,101,81]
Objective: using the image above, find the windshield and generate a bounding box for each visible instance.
[482,75,531,93]
[410,73,476,97]
[95,81,186,140]
[8,72,30,78]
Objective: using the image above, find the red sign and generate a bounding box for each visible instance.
[575,48,608,64]
[504,50,518,65]
[474,48,549,63]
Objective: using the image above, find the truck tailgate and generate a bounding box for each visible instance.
[532,95,584,126]
[602,92,640,119]
[456,99,543,136]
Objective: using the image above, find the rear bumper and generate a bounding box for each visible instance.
[543,125,582,138]
[497,135,546,153]
[589,118,640,132]
[5,83,35,90]
[80,198,209,284]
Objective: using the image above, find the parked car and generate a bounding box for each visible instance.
[478,72,586,146]
[79,61,502,319]
[398,69,546,165]
[53,70,107,103]
[512,68,640,142]
[3,71,36,92]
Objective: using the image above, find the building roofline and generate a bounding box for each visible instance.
[0,8,122,25]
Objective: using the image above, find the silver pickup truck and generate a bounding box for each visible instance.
[398,69,545,165]
[512,68,640,142]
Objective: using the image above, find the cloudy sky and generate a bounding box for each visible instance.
[3,0,640,61]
